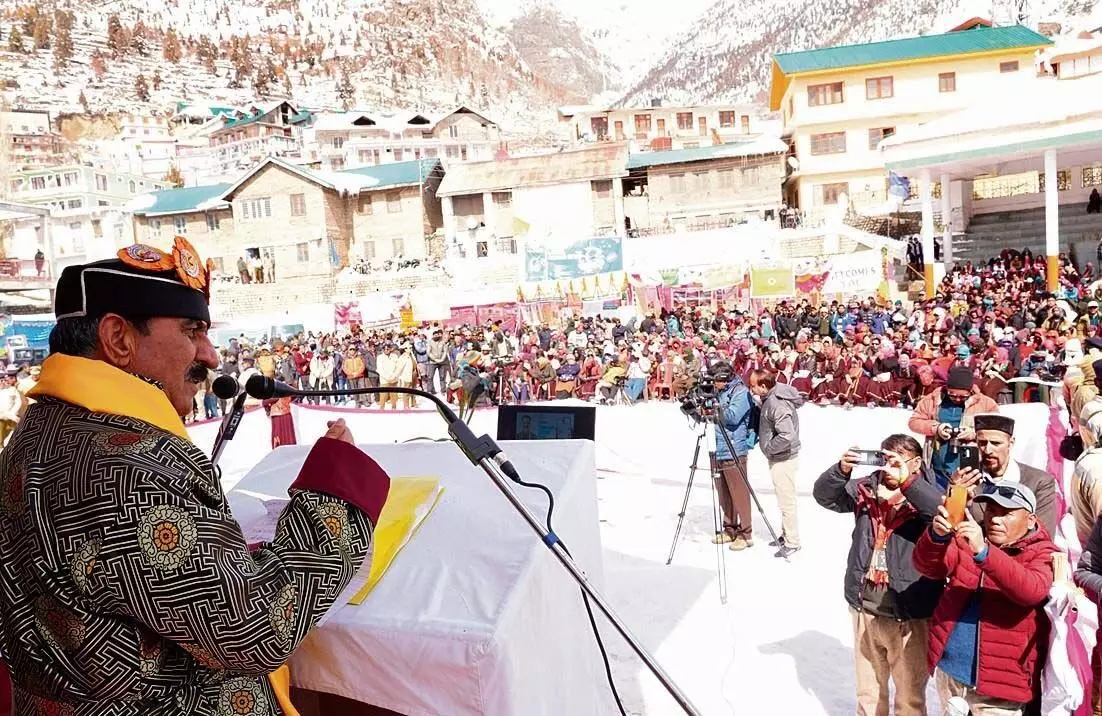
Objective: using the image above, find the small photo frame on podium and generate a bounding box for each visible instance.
[496,405,596,442]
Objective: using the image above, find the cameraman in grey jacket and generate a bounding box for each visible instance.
[750,368,806,558]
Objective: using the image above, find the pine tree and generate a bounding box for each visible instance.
[131,21,148,55]
[32,12,51,50]
[163,28,181,63]
[152,70,162,91]
[253,64,270,97]
[336,65,355,109]
[134,73,150,102]
[163,164,184,188]
[7,26,23,53]
[106,14,124,57]
[52,11,73,68]
[90,51,107,79]
[282,71,293,97]
[78,90,88,111]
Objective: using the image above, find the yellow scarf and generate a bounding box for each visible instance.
[29,354,300,712]
[28,354,189,440]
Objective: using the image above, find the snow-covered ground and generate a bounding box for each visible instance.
[195,400,1051,715]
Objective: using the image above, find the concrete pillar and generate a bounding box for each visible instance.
[1044,149,1059,293]
[920,168,935,298]
[612,177,626,237]
[441,195,455,254]
[482,191,495,243]
[940,172,953,266]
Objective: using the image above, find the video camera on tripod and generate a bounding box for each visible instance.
[679,361,734,423]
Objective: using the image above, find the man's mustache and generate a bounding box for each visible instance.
[186,363,208,383]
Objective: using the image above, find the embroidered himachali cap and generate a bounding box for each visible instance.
[54,237,213,323]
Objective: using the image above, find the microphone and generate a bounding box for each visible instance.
[244,375,295,400]
[212,374,241,400]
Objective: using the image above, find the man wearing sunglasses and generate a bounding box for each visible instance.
[914,481,1056,716]
[814,434,944,716]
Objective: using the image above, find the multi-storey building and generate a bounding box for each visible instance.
[307,107,500,172]
[130,157,444,279]
[771,22,1052,214]
[2,109,68,171]
[559,103,765,152]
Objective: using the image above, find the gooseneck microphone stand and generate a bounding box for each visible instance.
[209,374,249,467]
[243,375,702,716]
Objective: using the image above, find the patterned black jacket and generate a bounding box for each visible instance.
[0,397,380,715]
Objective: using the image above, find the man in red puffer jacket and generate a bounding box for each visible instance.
[913,481,1057,716]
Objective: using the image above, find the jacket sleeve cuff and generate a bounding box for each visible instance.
[899,472,920,492]
[289,438,391,524]
[928,525,952,543]
[973,544,990,562]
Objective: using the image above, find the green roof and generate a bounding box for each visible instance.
[339,158,441,189]
[627,139,787,169]
[134,183,231,216]
[288,110,313,125]
[773,25,1051,75]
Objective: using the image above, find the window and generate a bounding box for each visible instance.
[938,72,956,93]
[358,195,373,215]
[95,173,108,191]
[71,228,84,254]
[697,116,707,136]
[289,193,306,217]
[30,176,45,190]
[821,182,849,205]
[741,115,750,134]
[206,213,220,231]
[173,216,187,234]
[240,197,272,220]
[741,166,760,185]
[592,180,612,199]
[128,180,136,193]
[669,173,686,194]
[425,148,438,159]
[445,145,459,159]
[719,111,736,128]
[331,137,345,149]
[392,148,404,162]
[449,125,459,139]
[676,112,693,131]
[492,191,512,207]
[63,171,79,186]
[807,82,844,106]
[656,118,665,135]
[1085,166,1102,187]
[868,127,896,150]
[1000,61,1019,73]
[67,199,82,209]
[865,76,893,100]
[392,238,405,256]
[362,240,376,260]
[694,172,710,191]
[68,221,82,231]
[717,169,735,189]
[296,242,309,263]
[386,191,402,213]
[810,131,847,155]
[634,114,652,133]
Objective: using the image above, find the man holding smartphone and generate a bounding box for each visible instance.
[908,366,998,490]
[948,414,1058,537]
[813,435,943,716]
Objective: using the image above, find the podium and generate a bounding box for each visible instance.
[228,440,608,716]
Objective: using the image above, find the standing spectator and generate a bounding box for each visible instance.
[913,482,1056,716]
[749,369,804,558]
[908,366,998,490]
[813,435,943,716]
[344,346,368,407]
[712,361,756,551]
[251,253,264,283]
[236,256,251,284]
[309,349,335,404]
[377,343,401,410]
[413,331,430,392]
[263,251,276,282]
[397,342,416,409]
[33,249,44,277]
[427,328,450,394]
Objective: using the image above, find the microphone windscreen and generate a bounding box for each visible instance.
[211,374,240,400]
[245,374,275,399]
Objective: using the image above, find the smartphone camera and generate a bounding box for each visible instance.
[959,444,981,471]
[853,449,887,467]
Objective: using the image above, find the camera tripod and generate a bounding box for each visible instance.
[666,418,786,598]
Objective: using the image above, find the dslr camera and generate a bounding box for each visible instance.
[679,361,732,423]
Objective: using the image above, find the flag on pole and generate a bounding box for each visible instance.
[888,172,910,201]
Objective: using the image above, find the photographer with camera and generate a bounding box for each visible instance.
[908,366,998,490]
[813,436,943,716]
[709,360,758,551]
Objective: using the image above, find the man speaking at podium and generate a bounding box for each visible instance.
[0,238,391,715]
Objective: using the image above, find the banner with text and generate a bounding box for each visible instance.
[820,251,883,295]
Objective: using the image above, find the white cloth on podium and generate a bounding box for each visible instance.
[227,440,606,716]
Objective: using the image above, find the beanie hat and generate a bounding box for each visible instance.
[947,366,974,391]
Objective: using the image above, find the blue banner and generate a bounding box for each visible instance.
[9,320,54,348]
[524,237,623,282]
[888,172,910,201]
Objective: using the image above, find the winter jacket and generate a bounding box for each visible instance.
[714,379,753,460]
[377,353,402,384]
[813,463,944,619]
[907,387,998,461]
[427,339,449,365]
[913,525,1057,704]
[758,383,804,462]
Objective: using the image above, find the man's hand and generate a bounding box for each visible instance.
[932,502,954,537]
[839,447,860,476]
[937,423,954,440]
[956,427,976,442]
[951,467,982,489]
[954,511,986,555]
[323,419,355,445]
